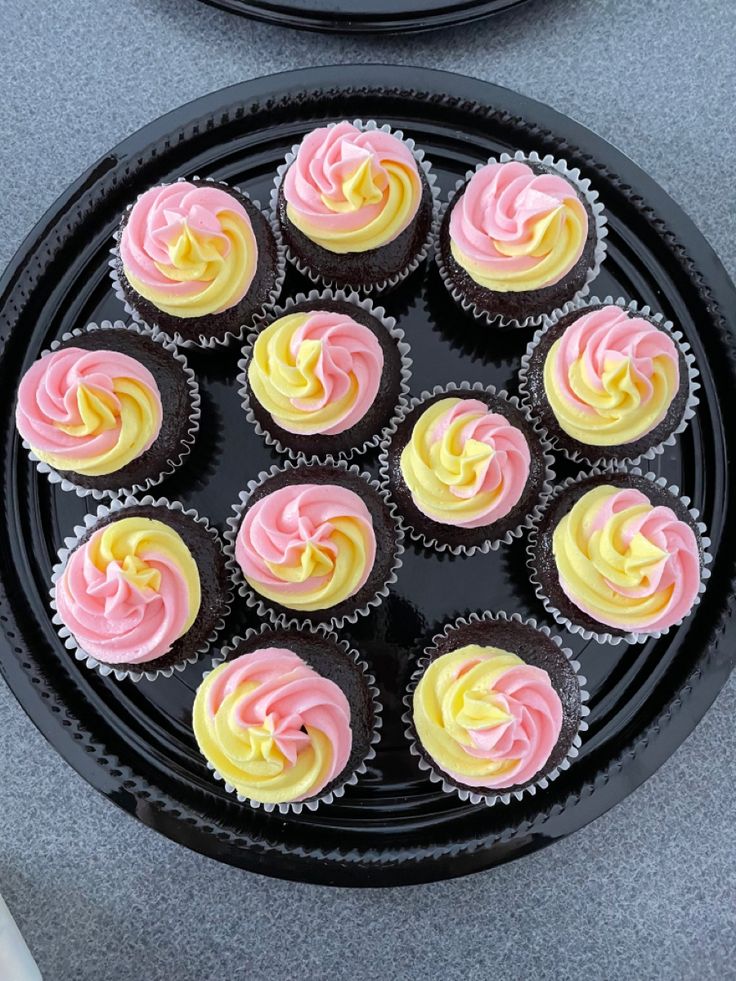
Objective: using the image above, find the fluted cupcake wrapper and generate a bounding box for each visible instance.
[518,296,701,468]
[526,465,713,646]
[109,176,287,350]
[49,495,232,682]
[20,320,201,501]
[402,610,590,807]
[435,150,608,330]
[237,287,413,462]
[223,458,404,629]
[200,619,383,815]
[270,119,440,295]
[377,381,557,557]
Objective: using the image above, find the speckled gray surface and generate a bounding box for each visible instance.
[1,0,735,978]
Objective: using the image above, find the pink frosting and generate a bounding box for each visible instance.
[448,660,562,789]
[235,483,376,600]
[285,311,384,434]
[15,347,162,461]
[448,160,587,280]
[119,182,253,299]
[550,305,680,413]
[283,121,420,235]
[427,399,531,528]
[203,647,352,800]
[55,528,192,665]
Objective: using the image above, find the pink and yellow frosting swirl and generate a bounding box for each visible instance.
[414,645,562,789]
[399,397,531,528]
[119,182,258,318]
[248,310,384,435]
[543,305,680,446]
[449,161,589,292]
[283,121,423,254]
[16,347,162,477]
[192,647,352,804]
[235,483,377,612]
[55,516,201,665]
[552,484,701,632]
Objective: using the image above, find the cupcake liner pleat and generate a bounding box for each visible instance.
[223,458,404,629]
[526,465,713,646]
[49,495,232,682]
[199,619,383,815]
[21,320,201,501]
[402,610,590,807]
[237,287,413,462]
[271,119,440,294]
[109,176,286,350]
[435,150,608,330]
[377,381,556,556]
[517,295,701,468]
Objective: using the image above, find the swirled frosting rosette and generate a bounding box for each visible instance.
[404,612,587,805]
[437,151,606,326]
[519,298,698,465]
[112,178,284,348]
[274,120,437,292]
[380,385,555,554]
[528,471,710,643]
[227,462,403,626]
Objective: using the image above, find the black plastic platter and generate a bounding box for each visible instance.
[199,0,530,33]
[1,66,735,888]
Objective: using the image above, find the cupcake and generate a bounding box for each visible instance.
[528,469,711,644]
[437,151,607,327]
[15,321,199,498]
[226,461,403,627]
[239,288,411,460]
[379,383,554,554]
[50,496,231,681]
[192,622,381,813]
[272,120,437,293]
[519,298,699,466]
[111,177,285,348]
[404,611,588,805]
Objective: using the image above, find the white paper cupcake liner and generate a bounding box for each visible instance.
[435,150,608,329]
[377,380,556,556]
[526,466,713,646]
[518,295,701,468]
[237,287,412,462]
[223,458,404,629]
[402,610,590,807]
[109,176,286,350]
[198,619,383,815]
[270,119,440,294]
[49,494,232,682]
[20,320,200,501]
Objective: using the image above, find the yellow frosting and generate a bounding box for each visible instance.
[414,645,523,781]
[32,378,162,477]
[543,339,679,446]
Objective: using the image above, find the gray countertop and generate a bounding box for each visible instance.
[1,0,735,978]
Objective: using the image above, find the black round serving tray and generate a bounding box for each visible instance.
[199,0,529,34]
[1,66,735,887]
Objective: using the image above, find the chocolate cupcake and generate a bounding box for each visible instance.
[50,496,231,681]
[110,177,285,348]
[15,321,199,499]
[225,460,404,628]
[272,120,438,293]
[404,611,588,806]
[519,297,700,466]
[239,288,411,460]
[528,468,712,645]
[437,151,607,327]
[192,621,382,814]
[379,382,555,555]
